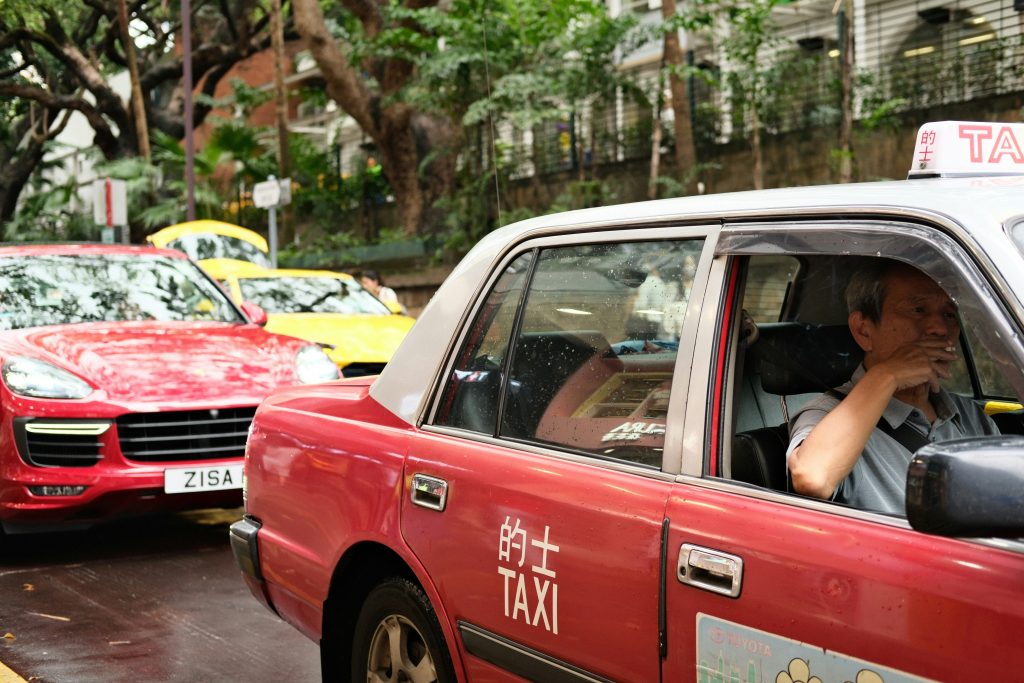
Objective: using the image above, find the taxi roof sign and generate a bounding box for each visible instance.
[909,121,1024,178]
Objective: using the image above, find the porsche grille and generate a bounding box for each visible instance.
[117,407,258,462]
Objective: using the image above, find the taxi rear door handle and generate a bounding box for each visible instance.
[677,543,743,598]
[411,473,448,511]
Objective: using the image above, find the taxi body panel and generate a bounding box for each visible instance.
[237,124,1024,682]
[662,481,1024,681]
[0,243,336,532]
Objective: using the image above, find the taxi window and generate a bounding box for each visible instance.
[435,239,704,468]
[742,255,799,323]
[723,251,1021,512]
[500,239,703,467]
[962,323,1016,399]
[434,253,534,433]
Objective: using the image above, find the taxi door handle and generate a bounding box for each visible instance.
[677,543,743,598]
[410,473,448,511]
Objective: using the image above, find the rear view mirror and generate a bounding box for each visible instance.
[906,436,1024,538]
[240,301,268,326]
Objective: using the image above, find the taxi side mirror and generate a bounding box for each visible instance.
[906,436,1024,538]
[240,301,268,326]
[384,300,404,315]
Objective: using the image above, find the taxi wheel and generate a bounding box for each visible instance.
[351,577,455,683]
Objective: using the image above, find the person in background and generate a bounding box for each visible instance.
[359,269,406,314]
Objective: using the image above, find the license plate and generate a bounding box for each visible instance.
[164,464,243,494]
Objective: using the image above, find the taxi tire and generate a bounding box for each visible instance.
[350,577,455,683]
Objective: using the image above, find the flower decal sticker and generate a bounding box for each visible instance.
[776,658,822,683]
[847,671,885,683]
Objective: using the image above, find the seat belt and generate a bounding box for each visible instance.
[826,389,930,453]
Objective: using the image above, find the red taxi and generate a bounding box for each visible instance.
[0,244,339,539]
[232,122,1024,682]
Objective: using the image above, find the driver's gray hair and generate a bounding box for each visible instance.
[845,259,917,322]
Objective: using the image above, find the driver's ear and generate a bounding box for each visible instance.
[849,310,874,352]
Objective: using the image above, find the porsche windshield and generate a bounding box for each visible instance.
[238,276,391,315]
[0,254,243,330]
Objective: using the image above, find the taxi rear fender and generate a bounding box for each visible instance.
[321,535,467,681]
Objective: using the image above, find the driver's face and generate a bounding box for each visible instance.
[869,267,960,364]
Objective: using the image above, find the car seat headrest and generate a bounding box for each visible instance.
[747,322,863,395]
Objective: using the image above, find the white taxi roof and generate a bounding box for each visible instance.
[372,135,1024,427]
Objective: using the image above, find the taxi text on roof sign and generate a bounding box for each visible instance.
[909,120,1024,178]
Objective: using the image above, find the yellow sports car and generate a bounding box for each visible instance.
[146,220,271,280]
[222,268,415,377]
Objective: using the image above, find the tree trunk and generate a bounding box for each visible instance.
[116,0,150,162]
[0,127,47,222]
[292,0,455,235]
[661,0,697,193]
[270,0,292,241]
[751,103,764,190]
[837,0,855,183]
[648,71,664,200]
[271,0,291,180]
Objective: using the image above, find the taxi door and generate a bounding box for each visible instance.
[662,236,1024,681]
[402,233,711,682]
[405,435,673,682]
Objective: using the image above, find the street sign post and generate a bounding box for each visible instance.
[252,178,282,209]
[92,178,128,243]
[252,176,291,269]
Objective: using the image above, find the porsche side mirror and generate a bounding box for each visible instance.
[906,436,1024,538]
[240,301,268,326]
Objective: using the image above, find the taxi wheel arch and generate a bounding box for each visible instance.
[320,542,453,681]
[350,576,456,683]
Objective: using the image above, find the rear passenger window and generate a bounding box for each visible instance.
[436,238,704,468]
[435,254,533,433]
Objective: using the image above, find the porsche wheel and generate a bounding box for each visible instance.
[351,577,455,683]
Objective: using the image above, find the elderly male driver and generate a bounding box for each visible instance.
[786,260,999,514]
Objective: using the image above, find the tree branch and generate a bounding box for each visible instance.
[293,0,377,134]
[0,83,119,158]
[340,0,382,38]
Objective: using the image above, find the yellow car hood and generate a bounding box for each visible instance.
[264,313,415,366]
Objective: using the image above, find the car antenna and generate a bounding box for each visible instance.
[481,5,503,227]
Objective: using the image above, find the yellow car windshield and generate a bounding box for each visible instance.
[167,233,272,268]
[238,277,391,315]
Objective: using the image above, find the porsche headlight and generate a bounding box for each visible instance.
[294,345,340,384]
[2,357,94,399]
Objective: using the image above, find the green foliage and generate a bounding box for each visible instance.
[758,46,841,134]
[2,177,96,242]
[227,78,276,117]
[652,161,720,199]
[549,180,615,212]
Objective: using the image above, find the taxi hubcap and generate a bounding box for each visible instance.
[366,613,437,683]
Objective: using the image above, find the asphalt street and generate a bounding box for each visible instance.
[0,508,320,682]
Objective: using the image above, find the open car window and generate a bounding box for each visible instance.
[715,224,1024,517]
[435,238,704,469]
